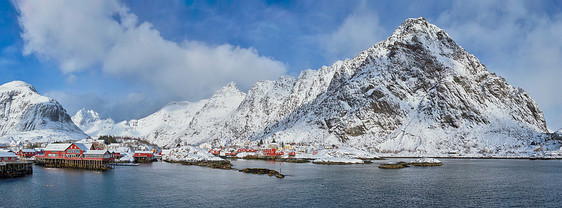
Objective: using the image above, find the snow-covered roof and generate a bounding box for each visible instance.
[0,151,17,157]
[74,143,89,151]
[84,143,93,150]
[19,149,36,153]
[83,150,109,155]
[45,143,72,151]
[135,151,153,154]
[112,147,131,153]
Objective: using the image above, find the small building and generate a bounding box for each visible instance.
[0,151,17,162]
[17,149,37,157]
[43,143,73,158]
[34,148,45,155]
[269,143,279,149]
[107,143,121,151]
[43,143,88,159]
[83,150,113,161]
[133,151,154,162]
[264,148,277,157]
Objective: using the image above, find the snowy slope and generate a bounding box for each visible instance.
[73,100,207,145]
[0,81,88,143]
[75,18,556,156]
[73,82,244,147]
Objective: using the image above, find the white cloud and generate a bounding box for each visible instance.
[321,6,387,62]
[14,0,286,100]
[436,1,562,130]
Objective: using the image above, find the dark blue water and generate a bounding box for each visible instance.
[2,159,562,207]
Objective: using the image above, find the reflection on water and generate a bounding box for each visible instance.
[2,159,562,207]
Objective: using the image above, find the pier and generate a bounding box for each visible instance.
[35,158,113,170]
[0,162,33,178]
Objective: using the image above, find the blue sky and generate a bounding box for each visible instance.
[1,0,561,131]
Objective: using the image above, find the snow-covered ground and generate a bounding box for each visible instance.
[293,147,378,163]
[410,158,441,164]
[163,146,224,162]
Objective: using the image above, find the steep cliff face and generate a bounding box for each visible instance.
[0,81,87,143]
[74,18,553,156]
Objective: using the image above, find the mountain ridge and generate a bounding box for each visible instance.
[73,17,558,156]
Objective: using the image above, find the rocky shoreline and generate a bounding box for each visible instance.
[164,160,233,170]
[238,168,285,178]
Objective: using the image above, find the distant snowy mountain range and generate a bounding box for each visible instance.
[2,18,560,156]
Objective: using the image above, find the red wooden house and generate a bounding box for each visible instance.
[133,151,155,162]
[83,150,114,161]
[133,151,154,158]
[0,151,17,162]
[209,149,220,156]
[264,148,277,157]
[40,143,89,159]
[17,149,37,157]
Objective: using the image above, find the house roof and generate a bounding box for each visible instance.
[135,151,153,154]
[0,151,17,157]
[44,143,72,151]
[19,149,36,153]
[83,150,109,155]
[74,143,89,151]
[84,143,93,150]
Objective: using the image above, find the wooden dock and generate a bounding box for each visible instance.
[0,162,33,178]
[35,158,113,170]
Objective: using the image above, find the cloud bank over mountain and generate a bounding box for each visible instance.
[14,0,286,100]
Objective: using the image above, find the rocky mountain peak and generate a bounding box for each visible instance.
[212,81,244,98]
[0,80,38,93]
[382,17,460,60]
[72,108,101,126]
[390,17,446,40]
[0,81,87,143]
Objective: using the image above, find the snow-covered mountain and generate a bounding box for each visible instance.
[75,18,557,155]
[73,83,244,147]
[253,17,550,155]
[0,81,88,143]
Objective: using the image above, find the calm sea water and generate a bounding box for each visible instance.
[2,159,562,207]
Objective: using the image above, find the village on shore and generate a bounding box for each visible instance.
[0,135,388,178]
[3,134,562,179]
